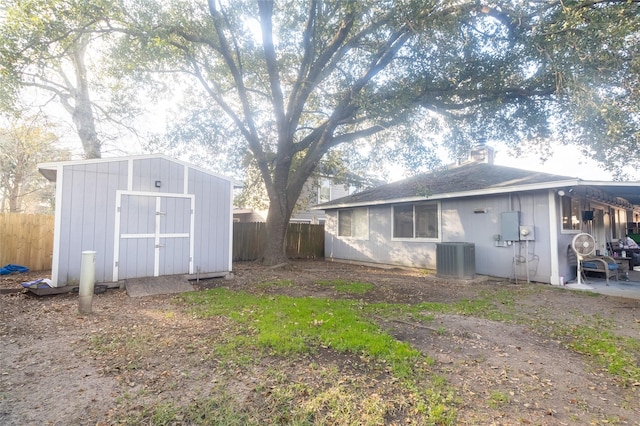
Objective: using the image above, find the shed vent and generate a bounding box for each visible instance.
[436,242,476,279]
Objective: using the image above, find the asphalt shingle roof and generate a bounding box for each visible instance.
[318,162,577,209]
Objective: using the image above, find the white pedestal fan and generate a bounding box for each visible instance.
[571,232,596,286]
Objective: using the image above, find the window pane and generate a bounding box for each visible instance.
[353,208,368,239]
[394,205,414,238]
[415,204,438,238]
[561,196,581,231]
[338,210,352,236]
[338,208,368,238]
[571,198,581,230]
[318,178,331,203]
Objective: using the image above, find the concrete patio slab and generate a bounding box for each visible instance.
[564,270,640,300]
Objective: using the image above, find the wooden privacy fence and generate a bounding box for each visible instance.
[0,215,322,269]
[0,213,54,272]
[233,222,324,261]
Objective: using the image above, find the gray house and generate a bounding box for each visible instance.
[316,147,640,285]
[39,154,236,287]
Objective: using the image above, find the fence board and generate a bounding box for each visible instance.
[0,213,54,271]
[0,216,322,270]
[233,222,324,261]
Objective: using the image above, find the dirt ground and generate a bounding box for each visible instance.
[1,260,639,425]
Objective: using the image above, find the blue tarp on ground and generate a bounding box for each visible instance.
[0,264,29,275]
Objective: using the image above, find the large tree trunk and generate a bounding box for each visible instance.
[57,33,101,159]
[261,159,303,265]
[263,205,291,265]
[71,35,101,159]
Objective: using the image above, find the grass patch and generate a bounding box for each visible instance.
[256,279,294,288]
[180,288,457,424]
[488,390,510,409]
[366,287,640,386]
[183,289,422,378]
[366,289,517,323]
[112,279,639,425]
[118,388,255,425]
[316,279,374,294]
[565,325,640,385]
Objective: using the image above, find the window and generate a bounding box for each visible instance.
[393,203,439,239]
[318,178,331,204]
[338,208,368,238]
[561,196,581,231]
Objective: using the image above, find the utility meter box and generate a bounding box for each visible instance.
[519,225,535,241]
[501,211,521,241]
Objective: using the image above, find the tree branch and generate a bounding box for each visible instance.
[258,0,286,137]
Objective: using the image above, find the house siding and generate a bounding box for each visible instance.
[325,191,553,283]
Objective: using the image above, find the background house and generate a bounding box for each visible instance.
[317,145,640,285]
[39,154,236,287]
[234,169,381,224]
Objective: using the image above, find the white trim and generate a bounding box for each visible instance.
[113,190,195,281]
[183,164,189,194]
[50,165,64,287]
[113,192,122,281]
[548,190,561,285]
[127,158,133,191]
[337,207,370,240]
[559,195,583,234]
[118,190,192,199]
[154,197,161,276]
[120,233,190,239]
[580,180,640,189]
[390,201,441,241]
[316,179,582,210]
[190,196,195,274]
[228,180,234,272]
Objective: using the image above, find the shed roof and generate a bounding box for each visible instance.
[316,162,640,209]
[38,153,243,187]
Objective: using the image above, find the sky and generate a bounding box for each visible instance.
[491,143,618,181]
[383,141,625,184]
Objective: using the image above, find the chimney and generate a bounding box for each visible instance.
[469,141,495,164]
[455,139,495,166]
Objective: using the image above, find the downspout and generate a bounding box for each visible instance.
[548,189,561,285]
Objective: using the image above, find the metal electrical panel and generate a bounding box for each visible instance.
[501,211,521,241]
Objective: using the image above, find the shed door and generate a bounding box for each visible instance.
[116,193,193,280]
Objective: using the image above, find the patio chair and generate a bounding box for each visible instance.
[581,256,619,286]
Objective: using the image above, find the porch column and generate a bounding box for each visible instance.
[548,190,561,285]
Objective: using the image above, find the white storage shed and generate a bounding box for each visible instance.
[39,154,236,287]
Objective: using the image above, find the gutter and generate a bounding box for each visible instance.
[314,179,582,210]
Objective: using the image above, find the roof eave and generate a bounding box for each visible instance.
[37,154,243,186]
[315,179,583,210]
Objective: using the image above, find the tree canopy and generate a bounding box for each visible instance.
[0,0,142,158]
[0,114,69,213]
[3,0,640,263]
